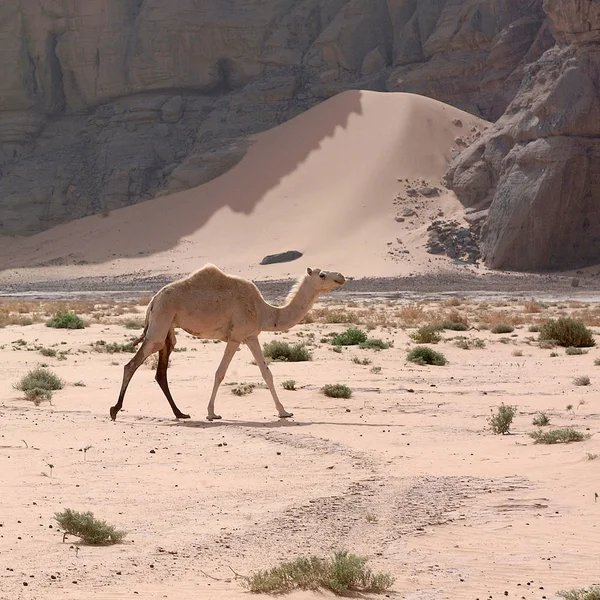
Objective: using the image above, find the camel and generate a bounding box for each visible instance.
[110,264,346,421]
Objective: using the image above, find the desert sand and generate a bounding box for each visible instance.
[0,91,487,289]
[1,296,600,600]
[1,90,599,600]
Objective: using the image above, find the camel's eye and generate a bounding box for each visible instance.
[319,273,326,279]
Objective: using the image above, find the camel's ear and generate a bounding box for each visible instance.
[307,268,313,276]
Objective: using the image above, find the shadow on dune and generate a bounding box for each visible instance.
[2,91,364,270]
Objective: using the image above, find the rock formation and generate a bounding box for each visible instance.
[0,0,549,236]
[446,0,600,271]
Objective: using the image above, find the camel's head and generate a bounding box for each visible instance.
[306,267,346,292]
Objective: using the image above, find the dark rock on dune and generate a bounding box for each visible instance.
[260,251,303,265]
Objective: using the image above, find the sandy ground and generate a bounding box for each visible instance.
[1,296,600,600]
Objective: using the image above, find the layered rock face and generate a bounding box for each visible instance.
[446,0,600,270]
[0,0,549,236]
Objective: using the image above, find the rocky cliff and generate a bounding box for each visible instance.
[0,0,549,237]
[446,0,600,271]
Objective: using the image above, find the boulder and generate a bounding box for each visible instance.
[260,251,303,265]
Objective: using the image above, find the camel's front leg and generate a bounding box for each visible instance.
[206,340,240,420]
[245,336,293,418]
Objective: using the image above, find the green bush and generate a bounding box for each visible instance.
[491,324,514,334]
[410,325,441,344]
[54,509,126,545]
[532,412,550,426]
[46,311,85,329]
[15,367,64,393]
[406,346,447,366]
[244,550,394,595]
[488,404,517,434]
[322,384,352,398]
[92,340,137,353]
[330,328,368,346]
[539,317,595,348]
[263,341,312,362]
[439,321,469,331]
[358,338,393,350]
[530,428,589,444]
[558,586,600,600]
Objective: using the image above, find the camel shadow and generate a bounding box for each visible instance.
[162,418,405,430]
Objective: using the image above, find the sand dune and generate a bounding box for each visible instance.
[0,91,488,286]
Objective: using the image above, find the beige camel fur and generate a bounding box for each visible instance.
[110,264,346,421]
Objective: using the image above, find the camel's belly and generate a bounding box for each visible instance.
[172,309,233,341]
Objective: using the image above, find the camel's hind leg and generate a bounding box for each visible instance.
[206,340,240,421]
[110,338,163,421]
[245,336,293,418]
[155,329,190,419]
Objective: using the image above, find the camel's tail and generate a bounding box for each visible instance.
[131,296,155,346]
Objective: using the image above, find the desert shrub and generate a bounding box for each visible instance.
[92,340,137,353]
[122,319,144,329]
[46,311,85,329]
[524,300,543,313]
[410,324,442,344]
[244,550,394,595]
[573,375,591,386]
[441,321,468,331]
[359,338,393,350]
[352,357,372,365]
[282,380,296,391]
[263,341,312,362]
[231,383,255,396]
[455,337,486,350]
[330,328,367,346]
[532,412,550,426]
[539,317,595,348]
[322,384,352,398]
[406,346,447,366]
[530,428,589,444]
[566,346,587,355]
[558,586,600,600]
[488,404,517,434]
[54,509,126,545]
[15,368,64,395]
[39,347,57,357]
[528,324,541,332]
[491,324,514,334]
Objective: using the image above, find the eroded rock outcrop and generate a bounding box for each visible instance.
[446,0,600,271]
[0,0,550,236]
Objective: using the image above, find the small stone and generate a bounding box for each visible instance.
[452,118,463,127]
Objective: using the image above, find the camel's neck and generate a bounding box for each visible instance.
[261,278,319,332]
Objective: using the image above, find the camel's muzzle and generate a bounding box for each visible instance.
[335,275,346,285]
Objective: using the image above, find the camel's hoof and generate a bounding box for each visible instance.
[279,412,294,419]
[109,406,119,421]
[175,413,191,419]
[206,414,222,421]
